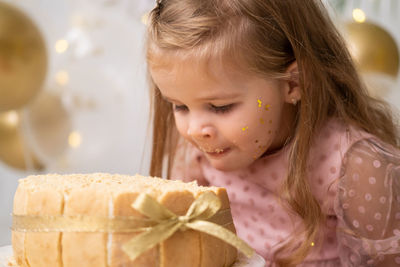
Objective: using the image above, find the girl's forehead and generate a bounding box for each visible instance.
[148,48,251,82]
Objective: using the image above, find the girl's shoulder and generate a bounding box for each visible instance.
[307,118,399,212]
[315,118,399,166]
[313,118,374,149]
[309,120,400,266]
[332,127,400,265]
[310,117,388,162]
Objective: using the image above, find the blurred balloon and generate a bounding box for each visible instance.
[0,111,44,171]
[345,21,399,78]
[0,2,47,112]
[21,91,72,165]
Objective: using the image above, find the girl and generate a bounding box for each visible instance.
[145,0,400,266]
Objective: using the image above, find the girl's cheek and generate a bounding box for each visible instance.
[174,117,188,138]
[248,117,276,152]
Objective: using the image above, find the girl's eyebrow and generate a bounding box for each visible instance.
[162,93,242,102]
[162,95,178,102]
[197,93,242,101]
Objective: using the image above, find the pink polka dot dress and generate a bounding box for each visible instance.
[170,119,400,266]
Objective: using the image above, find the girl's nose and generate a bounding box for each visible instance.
[187,124,216,139]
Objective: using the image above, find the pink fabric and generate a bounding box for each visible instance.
[170,119,400,266]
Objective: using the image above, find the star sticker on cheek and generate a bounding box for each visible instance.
[257,99,262,108]
[242,126,249,131]
[260,118,264,124]
[265,104,270,111]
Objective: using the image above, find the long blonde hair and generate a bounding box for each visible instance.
[146,0,399,265]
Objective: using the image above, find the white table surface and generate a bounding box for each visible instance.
[0,245,265,267]
[0,246,14,267]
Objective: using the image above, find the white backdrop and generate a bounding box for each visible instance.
[0,0,399,246]
[0,0,155,245]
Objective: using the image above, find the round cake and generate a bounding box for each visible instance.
[11,173,238,267]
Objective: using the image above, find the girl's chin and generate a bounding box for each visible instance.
[207,157,255,172]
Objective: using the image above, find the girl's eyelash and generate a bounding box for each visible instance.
[172,103,236,114]
[209,104,235,114]
[173,104,188,112]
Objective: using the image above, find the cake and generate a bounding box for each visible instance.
[11,173,239,267]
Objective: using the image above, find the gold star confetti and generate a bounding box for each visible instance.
[260,118,264,124]
[257,99,262,107]
[265,104,270,110]
[242,126,249,131]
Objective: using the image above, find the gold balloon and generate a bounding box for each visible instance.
[345,21,399,78]
[0,111,44,170]
[0,2,47,112]
[21,91,72,163]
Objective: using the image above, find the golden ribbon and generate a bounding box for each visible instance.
[123,191,254,261]
[12,191,254,261]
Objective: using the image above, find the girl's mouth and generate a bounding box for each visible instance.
[204,148,231,157]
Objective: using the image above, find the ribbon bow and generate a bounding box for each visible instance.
[122,191,254,261]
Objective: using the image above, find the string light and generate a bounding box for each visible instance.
[55,39,69,53]
[68,131,82,148]
[55,71,69,86]
[3,111,19,127]
[352,8,366,23]
[141,12,149,25]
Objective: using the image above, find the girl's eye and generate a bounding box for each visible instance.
[173,104,188,112]
[209,104,235,114]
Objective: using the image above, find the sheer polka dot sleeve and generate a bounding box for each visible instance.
[169,139,209,186]
[336,138,400,266]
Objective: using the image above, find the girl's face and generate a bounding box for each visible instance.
[150,58,297,171]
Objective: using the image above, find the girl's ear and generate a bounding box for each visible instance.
[283,61,301,105]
